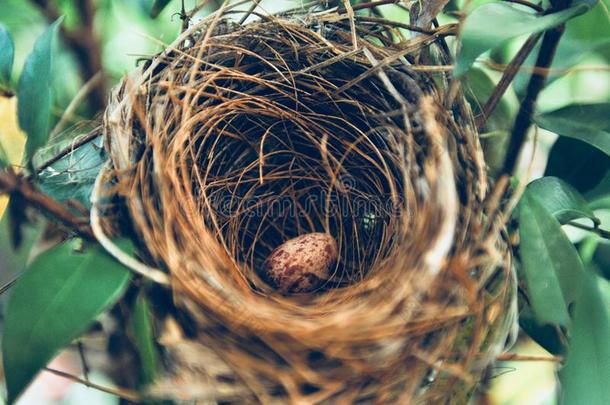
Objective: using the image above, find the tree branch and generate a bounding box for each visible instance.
[0,170,94,240]
[476,33,542,130]
[501,0,571,175]
[35,127,102,175]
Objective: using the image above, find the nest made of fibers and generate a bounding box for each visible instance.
[94,3,516,404]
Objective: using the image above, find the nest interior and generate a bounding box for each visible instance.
[98,4,516,404]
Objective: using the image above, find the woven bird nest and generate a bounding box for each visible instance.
[93,3,516,403]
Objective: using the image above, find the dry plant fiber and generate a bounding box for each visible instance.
[93,2,517,403]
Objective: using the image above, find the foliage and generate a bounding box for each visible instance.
[17,17,63,165]
[455,0,596,76]
[0,0,609,404]
[0,24,14,87]
[2,242,131,403]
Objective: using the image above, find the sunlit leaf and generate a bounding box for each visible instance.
[17,17,63,164]
[455,2,595,76]
[2,242,131,403]
[535,104,610,157]
[0,24,14,86]
[560,272,610,404]
[527,177,599,225]
[518,192,585,326]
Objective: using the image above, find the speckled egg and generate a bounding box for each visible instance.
[262,233,338,294]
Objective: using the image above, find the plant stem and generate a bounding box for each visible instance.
[35,127,102,175]
[45,367,141,402]
[476,33,542,130]
[502,0,544,12]
[501,1,571,175]
[567,222,610,241]
[0,170,94,240]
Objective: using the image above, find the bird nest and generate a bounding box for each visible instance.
[92,3,516,404]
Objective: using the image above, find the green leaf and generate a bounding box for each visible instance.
[0,24,14,86]
[0,211,41,286]
[546,137,610,194]
[527,177,599,226]
[150,0,172,18]
[513,1,610,95]
[519,304,567,355]
[2,242,131,403]
[535,104,610,157]
[17,17,63,164]
[559,272,610,405]
[130,292,160,385]
[38,135,106,209]
[464,67,513,129]
[518,192,585,326]
[455,2,594,76]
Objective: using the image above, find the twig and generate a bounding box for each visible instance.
[476,33,542,130]
[483,61,610,76]
[356,16,457,35]
[501,0,571,175]
[44,367,141,402]
[238,0,261,25]
[496,353,562,362]
[338,0,400,13]
[50,72,103,139]
[502,0,544,12]
[0,170,94,240]
[76,341,91,382]
[35,128,102,175]
[30,0,107,111]
[0,274,22,295]
[567,222,610,240]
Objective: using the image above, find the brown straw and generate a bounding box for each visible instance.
[95,2,516,403]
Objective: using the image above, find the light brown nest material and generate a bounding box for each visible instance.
[93,2,516,403]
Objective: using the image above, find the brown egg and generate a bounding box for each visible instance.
[262,233,338,294]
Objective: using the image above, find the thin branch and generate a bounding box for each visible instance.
[501,0,571,175]
[484,61,610,76]
[35,128,102,175]
[338,0,400,13]
[502,0,544,12]
[476,33,542,130]
[496,353,562,362]
[0,170,94,240]
[50,72,103,138]
[567,222,610,240]
[76,341,91,383]
[44,367,141,402]
[30,0,107,111]
[355,16,457,35]
[0,274,22,295]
